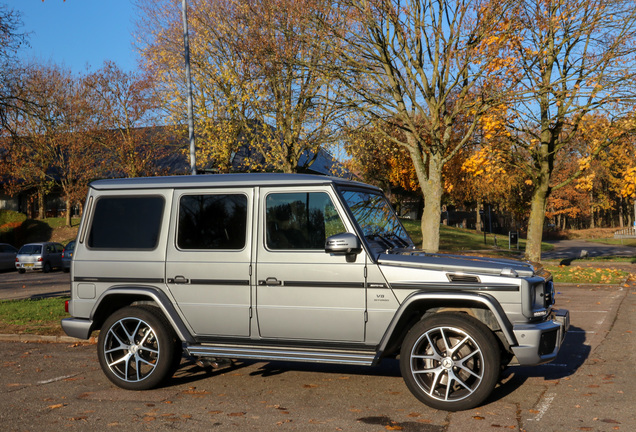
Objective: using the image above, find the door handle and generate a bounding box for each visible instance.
[259,277,282,286]
[169,275,189,284]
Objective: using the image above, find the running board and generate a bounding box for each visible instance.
[185,343,378,366]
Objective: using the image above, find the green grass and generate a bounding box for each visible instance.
[584,238,636,248]
[545,265,631,284]
[401,219,555,254]
[41,216,82,229]
[0,297,70,335]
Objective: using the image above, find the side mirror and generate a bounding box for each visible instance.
[325,233,362,255]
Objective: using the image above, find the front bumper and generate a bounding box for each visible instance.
[510,308,570,366]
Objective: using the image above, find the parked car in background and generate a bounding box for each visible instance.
[15,242,64,273]
[0,243,18,271]
[62,240,76,272]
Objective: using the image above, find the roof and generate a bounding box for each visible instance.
[90,173,379,191]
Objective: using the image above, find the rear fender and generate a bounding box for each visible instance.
[90,286,194,343]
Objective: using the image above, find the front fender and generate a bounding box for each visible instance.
[376,291,517,355]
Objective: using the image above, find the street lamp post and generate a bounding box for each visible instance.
[181,0,196,175]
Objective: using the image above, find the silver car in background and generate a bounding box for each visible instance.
[0,243,18,271]
[15,242,64,273]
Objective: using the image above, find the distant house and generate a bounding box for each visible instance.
[0,126,350,217]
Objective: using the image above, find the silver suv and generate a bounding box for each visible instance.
[61,173,569,411]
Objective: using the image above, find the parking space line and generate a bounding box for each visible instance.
[527,392,556,422]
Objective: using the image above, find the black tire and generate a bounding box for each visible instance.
[18,268,25,274]
[400,313,500,411]
[43,262,51,273]
[97,306,179,390]
[136,305,183,376]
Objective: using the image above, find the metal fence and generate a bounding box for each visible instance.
[614,228,636,243]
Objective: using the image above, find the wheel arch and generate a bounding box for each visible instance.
[90,286,195,344]
[377,292,516,359]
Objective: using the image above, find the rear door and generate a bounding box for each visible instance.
[255,186,367,342]
[165,188,253,337]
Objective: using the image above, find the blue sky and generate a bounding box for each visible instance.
[5,0,138,73]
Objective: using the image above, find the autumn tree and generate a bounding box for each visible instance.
[136,0,346,173]
[1,63,103,223]
[345,126,419,192]
[504,0,636,261]
[322,0,517,252]
[0,5,28,133]
[85,61,169,178]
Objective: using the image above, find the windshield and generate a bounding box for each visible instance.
[19,245,42,255]
[340,189,413,251]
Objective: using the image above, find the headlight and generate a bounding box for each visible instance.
[522,278,551,319]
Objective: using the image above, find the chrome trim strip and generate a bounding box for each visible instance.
[283,281,366,288]
[74,276,165,284]
[391,283,519,292]
[189,279,250,286]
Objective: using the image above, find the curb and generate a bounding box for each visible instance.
[0,333,97,344]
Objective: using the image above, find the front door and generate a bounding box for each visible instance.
[166,189,253,337]
[255,187,367,342]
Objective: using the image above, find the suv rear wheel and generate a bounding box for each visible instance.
[98,306,178,390]
[400,313,500,411]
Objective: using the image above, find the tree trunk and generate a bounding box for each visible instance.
[589,191,595,229]
[525,179,550,262]
[418,162,443,252]
[475,201,482,233]
[37,189,45,220]
[65,198,72,227]
[408,140,443,253]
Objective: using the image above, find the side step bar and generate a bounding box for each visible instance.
[185,343,378,366]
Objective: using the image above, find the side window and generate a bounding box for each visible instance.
[177,194,248,250]
[266,192,346,250]
[88,196,164,250]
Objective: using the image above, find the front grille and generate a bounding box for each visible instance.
[539,329,558,356]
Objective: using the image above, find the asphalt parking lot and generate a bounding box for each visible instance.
[1,280,634,431]
[0,270,70,300]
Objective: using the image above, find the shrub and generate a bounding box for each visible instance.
[0,210,27,245]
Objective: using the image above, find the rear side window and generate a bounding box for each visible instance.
[88,196,164,250]
[177,194,248,250]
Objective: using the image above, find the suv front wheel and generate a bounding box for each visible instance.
[400,313,500,411]
[98,306,178,390]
